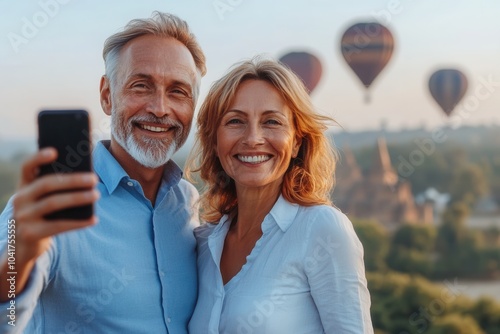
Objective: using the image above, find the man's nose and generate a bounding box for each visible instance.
[147,91,171,118]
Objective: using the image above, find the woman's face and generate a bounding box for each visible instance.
[216,79,301,194]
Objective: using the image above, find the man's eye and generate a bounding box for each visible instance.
[132,83,148,89]
[171,88,190,97]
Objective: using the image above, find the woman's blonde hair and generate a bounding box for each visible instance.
[187,57,338,222]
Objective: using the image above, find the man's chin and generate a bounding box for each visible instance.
[112,131,179,168]
[128,143,177,169]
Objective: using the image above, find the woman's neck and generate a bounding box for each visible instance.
[231,185,281,239]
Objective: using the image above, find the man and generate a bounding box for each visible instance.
[0,11,206,333]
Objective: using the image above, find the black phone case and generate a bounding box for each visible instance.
[38,109,93,220]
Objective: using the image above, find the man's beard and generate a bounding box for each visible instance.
[111,111,189,169]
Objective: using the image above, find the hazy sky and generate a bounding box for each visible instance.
[1,0,500,148]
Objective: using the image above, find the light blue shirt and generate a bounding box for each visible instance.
[189,195,373,334]
[0,140,199,334]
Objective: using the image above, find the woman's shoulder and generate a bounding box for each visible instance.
[298,204,351,229]
[290,203,360,242]
[294,204,364,256]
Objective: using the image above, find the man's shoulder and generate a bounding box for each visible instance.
[177,178,199,198]
[177,178,196,191]
[194,222,217,240]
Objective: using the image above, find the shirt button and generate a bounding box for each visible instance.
[167,317,171,323]
[160,271,165,277]
[127,181,133,187]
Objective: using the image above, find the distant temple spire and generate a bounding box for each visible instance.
[333,137,433,228]
[370,137,398,186]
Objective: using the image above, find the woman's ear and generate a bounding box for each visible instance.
[100,76,112,116]
[292,135,302,158]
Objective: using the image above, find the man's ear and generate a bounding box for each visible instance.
[100,76,112,116]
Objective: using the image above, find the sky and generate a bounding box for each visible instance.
[1,0,500,155]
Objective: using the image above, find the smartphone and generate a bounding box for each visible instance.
[37,109,93,220]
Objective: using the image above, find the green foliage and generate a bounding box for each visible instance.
[386,224,436,276]
[368,272,500,334]
[436,202,469,254]
[356,216,500,279]
[387,248,434,276]
[469,297,500,334]
[492,179,500,207]
[392,224,437,252]
[352,219,389,271]
[427,314,484,334]
[347,131,500,199]
[449,164,489,208]
[335,129,500,332]
[431,203,500,278]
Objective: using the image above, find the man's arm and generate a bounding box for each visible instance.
[0,148,99,302]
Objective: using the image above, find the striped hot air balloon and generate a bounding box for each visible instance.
[279,51,323,94]
[428,69,468,117]
[340,22,394,102]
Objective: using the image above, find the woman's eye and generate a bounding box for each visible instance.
[227,119,243,125]
[265,119,281,125]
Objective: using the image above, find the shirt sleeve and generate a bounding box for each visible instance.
[303,207,373,334]
[0,197,54,333]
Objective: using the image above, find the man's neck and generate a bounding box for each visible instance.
[108,139,164,204]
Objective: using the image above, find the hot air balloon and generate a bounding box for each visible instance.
[279,51,322,93]
[340,22,394,102]
[428,69,468,117]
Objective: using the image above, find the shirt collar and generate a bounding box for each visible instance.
[214,194,299,234]
[267,194,299,232]
[92,140,182,195]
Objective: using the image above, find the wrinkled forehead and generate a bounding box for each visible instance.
[116,35,199,86]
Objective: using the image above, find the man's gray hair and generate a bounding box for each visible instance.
[103,11,206,100]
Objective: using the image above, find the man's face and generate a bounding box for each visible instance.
[101,35,199,169]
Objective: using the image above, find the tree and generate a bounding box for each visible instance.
[391,224,437,252]
[469,297,500,334]
[386,224,436,276]
[368,271,500,334]
[449,164,488,208]
[436,202,469,254]
[352,219,389,271]
[428,314,484,334]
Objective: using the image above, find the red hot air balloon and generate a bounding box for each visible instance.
[340,22,394,102]
[428,69,468,117]
[279,51,322,93]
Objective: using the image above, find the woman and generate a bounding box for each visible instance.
[187,57,373,333]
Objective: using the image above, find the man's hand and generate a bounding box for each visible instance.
[0,148,99,301]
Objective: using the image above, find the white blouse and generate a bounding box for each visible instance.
[189,195,373,334]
